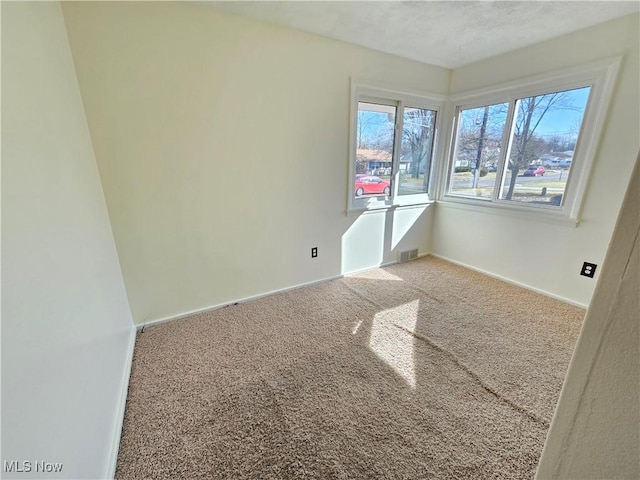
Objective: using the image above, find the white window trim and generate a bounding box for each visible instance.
[438,56,622,222]
[347,80,446,214]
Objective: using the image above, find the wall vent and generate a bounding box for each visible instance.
[399,248,418,263]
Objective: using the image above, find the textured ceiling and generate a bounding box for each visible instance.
[208,1,639,69]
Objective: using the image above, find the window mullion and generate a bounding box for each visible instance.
[493,99,517,202]
[391,101,404,199]
[445,108,462,197]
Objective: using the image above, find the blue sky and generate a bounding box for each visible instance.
[533,86,591,139]
[358,86,592,145]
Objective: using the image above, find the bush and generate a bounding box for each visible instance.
[479,168,488,177]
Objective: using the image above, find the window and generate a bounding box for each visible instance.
[443,58,620,221]
[399,107,437,196]
[449,102,509,199]
[448,86,590,209]
[349,85,443,212]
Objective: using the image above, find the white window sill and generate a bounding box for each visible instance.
[437,197,580,227]
[346,199,435,216]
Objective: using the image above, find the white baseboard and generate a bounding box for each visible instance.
[139,250,585,332]
[340,259,398,277]
[139,273,347,330]
[428,253,588,309]
[139,254,433,330]
[106,325,137,479]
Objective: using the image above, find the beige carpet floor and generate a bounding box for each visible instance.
[115,256,585,479]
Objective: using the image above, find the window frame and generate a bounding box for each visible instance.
[439,57,621,223]
[348,82,445,213]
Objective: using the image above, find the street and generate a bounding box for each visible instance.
[451,169,568,192]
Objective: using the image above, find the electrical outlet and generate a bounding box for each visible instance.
[580,262,597,278]
[311,247,318,258]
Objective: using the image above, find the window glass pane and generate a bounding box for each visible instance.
[449,103,509,199]
[499,86,591,206]
[398,107,436,195]
[355,102,395,198]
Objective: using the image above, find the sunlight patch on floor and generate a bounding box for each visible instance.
[352,319,364,335]
[369,299,419,387]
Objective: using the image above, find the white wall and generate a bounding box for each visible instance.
[536,152,639,479]
[1,2,134,478]
[61,2,449,324]
[433,14,639,307]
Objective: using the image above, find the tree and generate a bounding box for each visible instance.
[356,110,376,149]
[471,106,489,188]
[504,92,579,200]
[456,104,506,188]
[401,109,435,182]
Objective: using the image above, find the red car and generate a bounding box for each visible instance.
[523,165,545,177]
[355,175,391,196]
